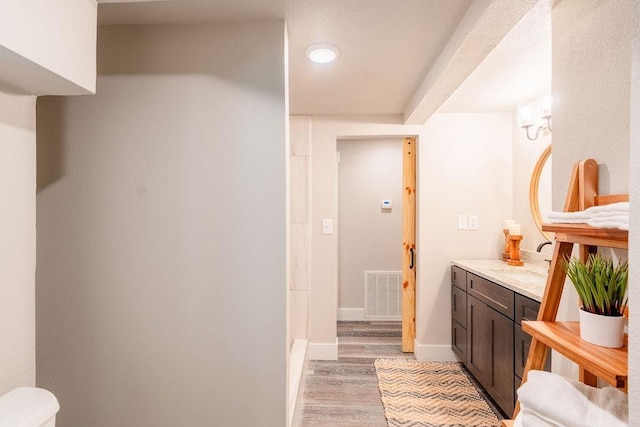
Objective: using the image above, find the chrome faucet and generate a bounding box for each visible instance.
[536,241,552,252]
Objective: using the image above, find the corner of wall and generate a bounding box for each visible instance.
[307,339,338,361]
[413,340,457,362]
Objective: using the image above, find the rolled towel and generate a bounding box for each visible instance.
[517,370,628,427]
[585,202,629,215]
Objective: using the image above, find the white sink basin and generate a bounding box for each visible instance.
[488,268,547,285]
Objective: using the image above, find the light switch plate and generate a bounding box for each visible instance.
[322,219,334,235]
[469,215,479,231]
[457,214,469,230]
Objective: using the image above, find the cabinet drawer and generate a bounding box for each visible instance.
[451,265,466,290]
[452,285,467,327]
[451,320,467,362]
[467,273,514,319]
[515,293,541,325]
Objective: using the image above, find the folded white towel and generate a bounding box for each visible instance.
[585,202,629,214]
[518,370,628,427]
[590,210,630,219]
[547,217,589,224]
[587,219,629,230]
[588,215,629,224]
[546,211,589,220]
[546,203,630,227]
[521,408,564,427]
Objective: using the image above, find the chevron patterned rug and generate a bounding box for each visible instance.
[374,359,500,427]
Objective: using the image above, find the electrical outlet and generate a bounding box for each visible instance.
[469,215,479,231]
[457,214,469,230]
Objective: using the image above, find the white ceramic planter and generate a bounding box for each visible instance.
[578,308,625,348]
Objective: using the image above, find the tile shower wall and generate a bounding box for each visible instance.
[290,115,311,345]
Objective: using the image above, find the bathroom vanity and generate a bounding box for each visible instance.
[450,260,550,415]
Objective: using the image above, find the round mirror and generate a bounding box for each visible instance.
[529,145,552,241]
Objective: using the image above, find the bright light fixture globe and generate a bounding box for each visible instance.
[306,44,339,64]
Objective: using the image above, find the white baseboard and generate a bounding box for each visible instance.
[289,339,308,427]
[307,339,338,360]
[414,340,457,362]
[337,308,365,321]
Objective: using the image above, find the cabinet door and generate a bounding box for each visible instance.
[514,325,531,378]
[452,285,467,327]
[515,324,551,378]
[515,294,541,325]
[485,308,515,416]
[452,320,467,362]
[466,295,489,384]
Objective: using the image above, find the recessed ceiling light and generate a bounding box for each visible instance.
[305,43,340,64]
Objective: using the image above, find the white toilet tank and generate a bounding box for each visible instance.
[0,387,60,427]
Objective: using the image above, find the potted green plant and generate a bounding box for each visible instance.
[563,253,628,348]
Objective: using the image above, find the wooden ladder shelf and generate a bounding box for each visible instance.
[508,159,629,422]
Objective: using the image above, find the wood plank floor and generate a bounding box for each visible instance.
[297,321,412,426]
[297,321,505,427]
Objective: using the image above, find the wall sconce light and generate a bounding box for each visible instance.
[518,95,552,140]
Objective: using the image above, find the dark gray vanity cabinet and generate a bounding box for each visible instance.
[450,266,467,361]
[465,273,515,415]
[514,294,550,394]
[451,265,552,416]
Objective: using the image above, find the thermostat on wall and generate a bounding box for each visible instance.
[381,200,392,210]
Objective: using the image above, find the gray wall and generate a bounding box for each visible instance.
[36,22,287,426]
[337,138,403,311]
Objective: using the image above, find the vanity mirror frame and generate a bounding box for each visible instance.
[529,145,552,241]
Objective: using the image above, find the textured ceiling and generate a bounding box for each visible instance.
[285,0,471,115]
[98,0,286,24]
[438,0,551,113]
[98,0,472,116]
[97,0,548,119]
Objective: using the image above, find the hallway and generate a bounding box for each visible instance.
[297,321,506,426]
[298,321,412,426]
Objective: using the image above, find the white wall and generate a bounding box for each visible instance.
[628,1,639,424]
[337,138,403,313]
[416,113,512,359]
[551,0,634,379]
[309,113,512,360]
[511,111,552,252]
[36,22,287,426]
[552,0,631,203]
[0,0,96,94]
[0,93,36,395]
[0,0,96,401]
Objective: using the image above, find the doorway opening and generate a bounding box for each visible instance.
[336,136,417,352]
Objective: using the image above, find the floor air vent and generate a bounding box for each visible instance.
[364,271,402,320]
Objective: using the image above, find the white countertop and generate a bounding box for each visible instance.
[451,259,548,302]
